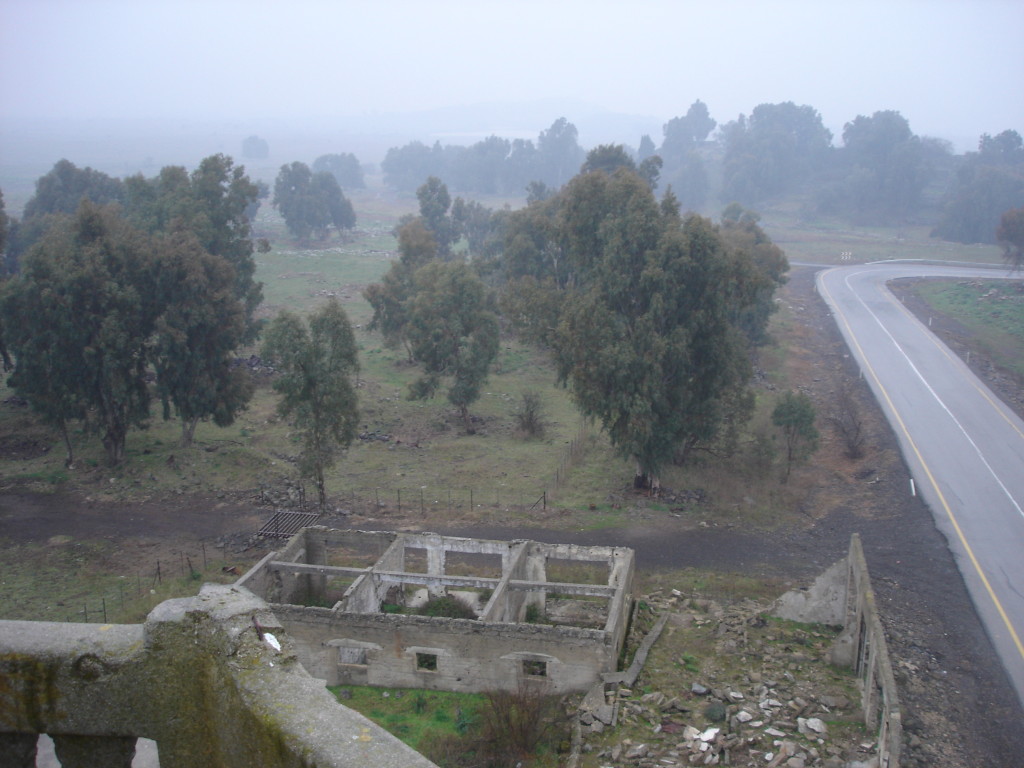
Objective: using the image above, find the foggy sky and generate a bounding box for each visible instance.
[1,0,1022,152]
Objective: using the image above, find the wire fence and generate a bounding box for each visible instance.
[63,543,222,624]
[329,419,591,516]
[63,422,594,622]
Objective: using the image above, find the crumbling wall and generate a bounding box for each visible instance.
[273,604,614,693]
[240,530,635,698]
[773,534,902,768]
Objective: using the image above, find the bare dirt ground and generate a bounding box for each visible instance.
[1,266,1022,766]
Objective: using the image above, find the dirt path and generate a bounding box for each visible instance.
[1,266,1022,766]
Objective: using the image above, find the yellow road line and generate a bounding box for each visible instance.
[820,269,1024,661]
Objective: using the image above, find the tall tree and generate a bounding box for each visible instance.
[719,205,789,346]
[8,159,124,268]
[150,226,254,447]
[22,159,123,221]
[415,176,457,255]
[405,261,499,433]
[273,161,356,241]
[312,153,365,189]
[637,134,657,161]
[261,299,360,511]
[364,219,439,357]
[661,100,717,159]
[242,135,269,159]
[123,154,263,342]
[721,102,832,204]
[832,110,928,223]
[581,145,637,176]
[933,130,1024,244]
[537,118,585,188]
[553,168,777,486]
[2,202,157,466]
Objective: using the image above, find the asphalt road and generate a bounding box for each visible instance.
[817,261,1024,707]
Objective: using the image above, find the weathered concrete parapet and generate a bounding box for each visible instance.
[0,584,438,768]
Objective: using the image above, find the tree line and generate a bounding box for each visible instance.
[2,127,1019,504]
[379,104,1024,249]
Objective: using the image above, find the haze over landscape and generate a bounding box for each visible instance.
[2,0,1022,184]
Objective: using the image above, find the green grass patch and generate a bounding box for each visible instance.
[910,278,1024,377]
[0,538,239,623]
[327,685,486,755]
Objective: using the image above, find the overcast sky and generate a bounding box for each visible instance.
[1,0,1022,151]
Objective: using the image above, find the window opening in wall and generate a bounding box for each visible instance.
[416,652,438,671]
[404,547,429,573]
[337,646,367,665]
[523,659,548,677]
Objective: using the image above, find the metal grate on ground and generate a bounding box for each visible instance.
[258,511,321,539]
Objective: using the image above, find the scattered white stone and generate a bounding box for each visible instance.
[729,690,745,701]
[737,710,754,723]
[700,727,720,742]
[624,744,649,759]
[683,725,701,741]
[765,727,786,737]
[798,717,827,735]
[263,632,281,652]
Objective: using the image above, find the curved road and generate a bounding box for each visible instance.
[817,262,1024,707]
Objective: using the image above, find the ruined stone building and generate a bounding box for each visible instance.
[237,528,636,694]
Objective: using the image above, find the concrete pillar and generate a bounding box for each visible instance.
[525,550,547,619]
[0,733,37,768]
[426,545,446,597]
[52,735,137,768]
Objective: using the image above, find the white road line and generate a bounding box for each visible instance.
[843,268,1024,520]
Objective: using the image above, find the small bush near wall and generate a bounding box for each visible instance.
[417,595,477,619]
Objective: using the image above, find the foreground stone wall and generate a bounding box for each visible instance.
[0,584,437,768]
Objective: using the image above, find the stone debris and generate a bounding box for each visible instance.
[580,593,881,768]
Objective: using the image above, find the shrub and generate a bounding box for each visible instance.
[418,594,477,619]
[479,680,569,763]
[512,391,546,438]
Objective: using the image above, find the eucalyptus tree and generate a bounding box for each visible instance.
[261,299,360,511]
[312,153,365,189]
[720,102,832,204]
[150,225,254,447]
[124,154,264,341]
[552,167,785,487]
[273,161,356,241]
[405,261,499,434]
[364,218,439,358]
[1,202,158,466]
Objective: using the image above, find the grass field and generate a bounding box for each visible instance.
[910,278,1024,378]
[1,187,1014,516]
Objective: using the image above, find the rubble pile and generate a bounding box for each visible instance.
[579,593,881,768]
